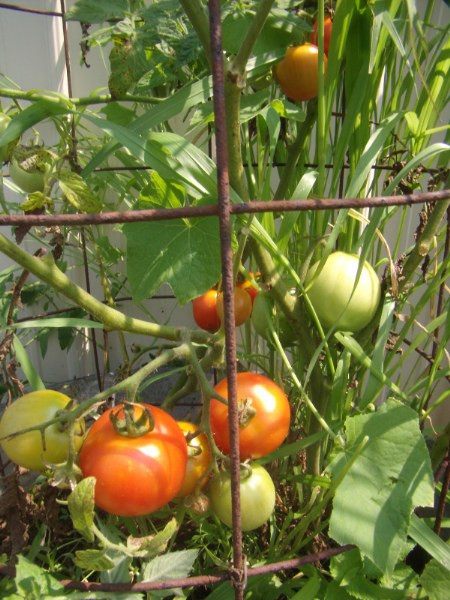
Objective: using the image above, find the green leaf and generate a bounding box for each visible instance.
[13,335,45,391]
[409,514,450,571]
[74,549,115,572]
[419,558,450,600]
[140,549,198,589]
[58,171,102,213]
[138,171,185,210]
[15,554,64,597]
[329,399,434,574]
[65,0,129,23]
[123,216,221,304]
[67,477,96,542]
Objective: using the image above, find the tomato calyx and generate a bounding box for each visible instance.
[109,402,155,437]
[238,397,257,428]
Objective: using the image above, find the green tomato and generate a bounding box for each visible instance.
[208,463,276,531]
[9,146,54,193]
[0,390,85,471]
[304,251,381,333]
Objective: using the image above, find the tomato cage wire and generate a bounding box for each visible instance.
[0,0,449,598]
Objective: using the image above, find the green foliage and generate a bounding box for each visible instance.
[0,0,449,596]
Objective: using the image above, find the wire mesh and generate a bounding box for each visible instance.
[0,1,449,598]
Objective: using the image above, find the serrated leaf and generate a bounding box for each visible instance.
[58,171,102,213]
[68,477,96,542]
[20,191,50,212]
[74,549,115,572]
[419,558,450,600]
[123,216,221,304]
[65,0,129,23]
[329,399,434,575]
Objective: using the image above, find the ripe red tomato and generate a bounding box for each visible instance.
[208,463,276,531]
[78,404,187,517]
[177,421,211,497]
[210,372,291,460]
[0,390,85,472]
[237,272,260,305]
[304,251,381,333]
[275,43,327,102]
[216,287,253,327]
[192,289,221,332]
[310,16,333,56]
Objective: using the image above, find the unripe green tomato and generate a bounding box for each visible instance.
[0,390,85,471]
[304,251,381,332]
[208,464,276,531]
[9,146,54,193]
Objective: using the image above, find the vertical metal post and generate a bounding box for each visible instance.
[208,1,245,598]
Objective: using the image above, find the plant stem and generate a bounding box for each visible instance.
[232,0,276,76]
[0,233,211,344]
[274,100,318,200]
[399,196,450,292]
[0,87,163,106]
[179,0,212,67]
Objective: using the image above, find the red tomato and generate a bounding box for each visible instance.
[237,272,260,305]
[216,287,253,327]
[78,404,187,517]
[192,289,220,332]
[210,372,291,460]
[275,43,327,102]
[177,421,211,497]
[310,16,333,56]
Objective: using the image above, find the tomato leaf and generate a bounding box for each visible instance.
[328,399,434,575]
[419,558,450,600]
[14,554,64,597]
[127,517,177,559]
[123,216,221,304]
[68,477,96,543]
[13,335,45,391]
[73,549,115,572]
[139,549,198,592]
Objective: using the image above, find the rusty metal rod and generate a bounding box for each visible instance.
[0,2,62,16]
[0,190,449,227]
[208,0,245,597]
[0,544,354,592]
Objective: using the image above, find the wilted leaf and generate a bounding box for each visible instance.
[58,171,102,213]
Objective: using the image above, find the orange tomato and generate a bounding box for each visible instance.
[177,421,211,497]
[275,43,327,102]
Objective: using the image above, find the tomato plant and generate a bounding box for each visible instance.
[216,286,253,327]
[208,464,276,531]
[78,403,188,517]
[305,251,381,332]
[275,43,327,102]
[0,390,85,471]
[210,372,291,460]
[310,16,333,55]
[177,421,211,497]
[192,289,221,332]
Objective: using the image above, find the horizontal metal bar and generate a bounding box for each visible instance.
[0,2,62,16]
[0,190,448,227]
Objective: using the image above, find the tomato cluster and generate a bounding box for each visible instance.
[0,368,288,530]
[192,274,259,331]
